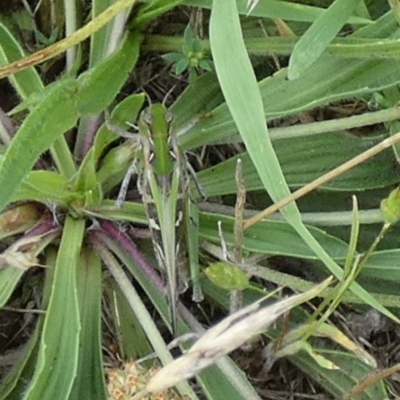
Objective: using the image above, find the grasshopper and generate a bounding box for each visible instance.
[131,103,203,333]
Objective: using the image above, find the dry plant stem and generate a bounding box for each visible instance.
[230,159,246,314]
[243,131,400,229]
[343,363,400,399]
[217,221,229,260]
[234,159,245,263]
[0,0,139,79]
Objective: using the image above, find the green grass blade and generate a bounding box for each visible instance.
[69,248,106,399]
[0,267,24,308]
[288,0,361,80]
[183,0,371,24]
[209,0,399,322]
[0,22,43,98]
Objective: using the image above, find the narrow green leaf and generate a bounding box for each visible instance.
[0,267,24,308]
[183,0,371,24]
[104,277,153,360]
[0,22,43,99]
[288,0,361,80]
[23,217,84,400]
[69,248,106,400]
[89,0,117,66]
[134,0,184,27]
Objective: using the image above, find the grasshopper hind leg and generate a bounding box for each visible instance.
[115,159,138,207]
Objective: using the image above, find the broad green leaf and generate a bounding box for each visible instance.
[0,238,58,399]
[96,141,137,195]
[196,133,400,197]
[288,0,361,80]
[209,0,398,323]
[93,93,145,162]
[11,171,73,205]
[104,277,153,360]
[171,72,223,131]
[76,31,140,115]
[0,79,78,213]
[23,217,84,400]
[89,0,119,66]
[69,248,106,400]
[200,213,348,260]
[181,53,400,150]
[363,249,400,282]
[94,93,144,195]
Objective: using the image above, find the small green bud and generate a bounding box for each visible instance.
[205,262,249,291]
[380,187,400,224]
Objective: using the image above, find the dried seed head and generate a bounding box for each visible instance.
[106,361,184,400]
